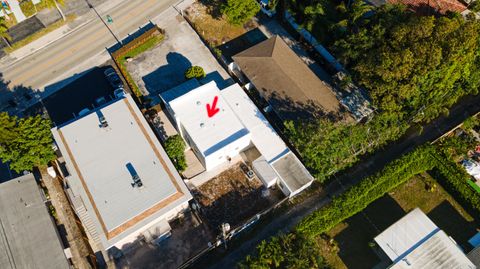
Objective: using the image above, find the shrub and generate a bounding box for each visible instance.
[221,0,260,26]
[164,135,187,172]
[184,66,206,80]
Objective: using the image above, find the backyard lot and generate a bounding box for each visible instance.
[127,10,231,96]
[320,173,478,269]
[194,163,284,229]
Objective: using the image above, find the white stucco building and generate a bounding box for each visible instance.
[51,94,192,253]
[161,80,314,197]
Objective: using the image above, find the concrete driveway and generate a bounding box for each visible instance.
[126,9,231,96]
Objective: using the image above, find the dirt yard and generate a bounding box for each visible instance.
[185,0,258,47]
[194,163,283,229]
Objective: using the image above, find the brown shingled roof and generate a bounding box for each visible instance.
[233,36,341,121]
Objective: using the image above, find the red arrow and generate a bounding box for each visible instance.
[206,96,220,118]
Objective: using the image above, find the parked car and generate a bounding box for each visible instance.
[95,97,107,106]
[240,163,255,179]
[104,67,123,89]
[114,88,126,99]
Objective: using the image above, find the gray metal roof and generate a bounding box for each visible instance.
[0,173,69,269]
[375,208,475,269]
[52,95,191,247]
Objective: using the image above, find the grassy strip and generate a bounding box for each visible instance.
[4,15,76,54]
[468,180,480,193]
[115,34,164,97]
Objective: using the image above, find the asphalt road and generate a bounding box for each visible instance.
[195,93,480,269]
[0,0,178,91]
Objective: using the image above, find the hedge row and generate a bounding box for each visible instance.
[296,145,437,237]
[430,153,480,219]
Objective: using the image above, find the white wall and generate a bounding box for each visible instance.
[204,133,251,171]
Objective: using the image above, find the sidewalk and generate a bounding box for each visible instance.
[0,0,130,68]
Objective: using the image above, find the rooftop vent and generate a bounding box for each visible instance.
[126,162,143,188]
[96,110,108,128]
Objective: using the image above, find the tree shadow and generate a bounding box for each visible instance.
[427,200,478,250]
[142,52,192,95]
[0,72,42,118]
[333,195,406,269]
[267,90,347,122]
[198,0,224,20]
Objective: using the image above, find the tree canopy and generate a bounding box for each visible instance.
[334,5,480,122]
[239,233,331,269]
[164,134,187,172]
[221,0,260,26]
[0,113,55,173]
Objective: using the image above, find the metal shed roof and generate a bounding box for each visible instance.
[0,174,69,269]
[375,208,475,269]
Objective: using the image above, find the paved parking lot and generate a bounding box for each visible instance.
[43,66,117,126]
[126,9,232,96]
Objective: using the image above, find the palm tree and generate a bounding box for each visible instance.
[348,0,373,26]
[43,0,66,21]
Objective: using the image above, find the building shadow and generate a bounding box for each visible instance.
[42,66,116,126]
[217,28,268,62]
[142,52,192,95]
[0,72,42,117]
[427,200,478,250]
[333,195,406,269]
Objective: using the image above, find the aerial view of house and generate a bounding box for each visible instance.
[1,0,480,268]
[51,93,192,254]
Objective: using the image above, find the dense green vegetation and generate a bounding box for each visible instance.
[239,232,331,269]
[334,5,480,122]
[285,113,407,181]
[164,135,187,172]
[283,3,480,181]
[286,0,373,46]
[221,0,260,25]
[0,113,55,172]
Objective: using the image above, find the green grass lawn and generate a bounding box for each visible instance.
[317,173,478,269]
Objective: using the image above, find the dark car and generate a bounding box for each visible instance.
[104,67,123,89]
[240,163,255,179]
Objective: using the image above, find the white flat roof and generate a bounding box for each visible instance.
[162,81,249,157]
[221,84,289,162]
[375,208,475,269]
[52,95,191,245]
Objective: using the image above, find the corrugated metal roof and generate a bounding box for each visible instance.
[0,174,69,269]
[375,208,475,269]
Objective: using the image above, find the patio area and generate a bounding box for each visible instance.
[192,162,284,229]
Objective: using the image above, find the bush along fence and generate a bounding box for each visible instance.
[296,144,480,237]
[111,26,165,98]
